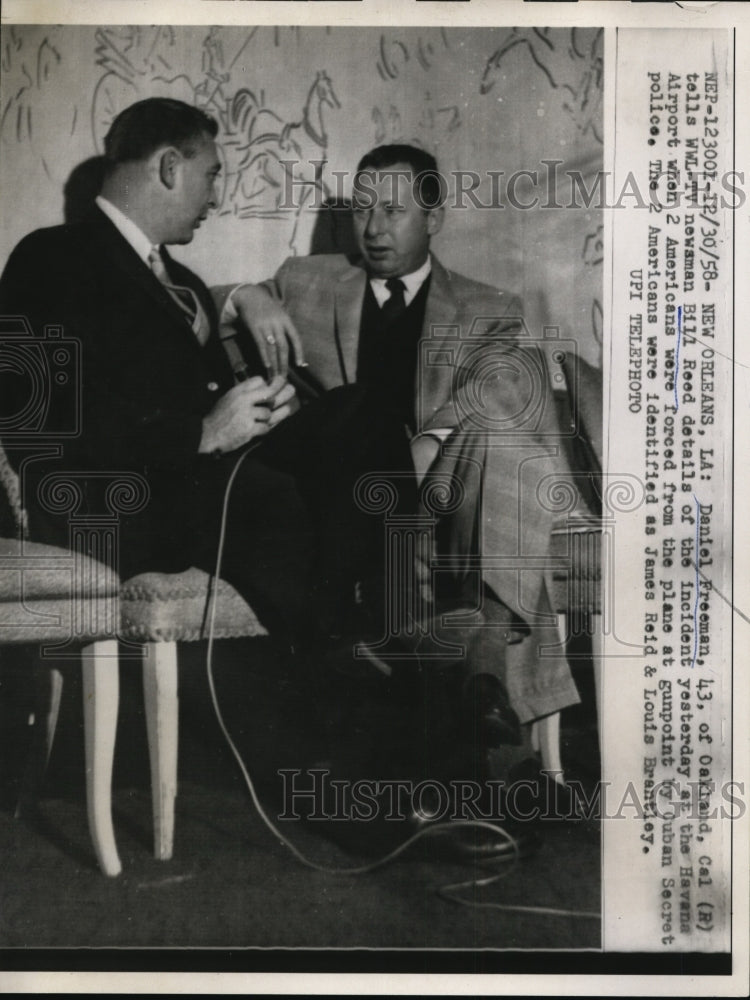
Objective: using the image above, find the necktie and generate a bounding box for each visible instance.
[148,247,210,346]
[380,277,407,326]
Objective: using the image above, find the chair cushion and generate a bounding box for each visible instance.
[1,539,267,643]
[0,441,25,538]
[0,537,118,600]
[0,595,119,644]
[0,537,119,645]
[120,567,268,642]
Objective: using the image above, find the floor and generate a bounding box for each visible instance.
[0,635,601,958]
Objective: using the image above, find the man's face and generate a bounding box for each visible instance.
[167,134,221,244]
[352,163,443,279]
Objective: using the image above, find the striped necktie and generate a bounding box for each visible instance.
[148,247,210,346]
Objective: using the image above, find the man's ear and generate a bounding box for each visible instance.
[157,147,180,190]
[426,206,445,237]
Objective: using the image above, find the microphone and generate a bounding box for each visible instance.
[218,322,251,382]
[287,362,324,402]
[219,321,324,401]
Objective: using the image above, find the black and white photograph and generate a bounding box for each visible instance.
[0,1,746,995]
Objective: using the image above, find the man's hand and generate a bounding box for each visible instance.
[230,284,305,377]
[198,375,295,455]
[266,375,297,427]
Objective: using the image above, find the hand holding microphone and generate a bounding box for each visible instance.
[264,374,297,427]
[198,375,297,455]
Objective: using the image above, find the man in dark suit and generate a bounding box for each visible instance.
[0,98,414,650]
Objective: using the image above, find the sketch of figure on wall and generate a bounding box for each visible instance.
[372,92,462,154]
[0,27,67,178]
[479,27,604,356]
[220,70,341,254]
[90,27,189,148]
[481,27,603,144]
[90,27,342,255]
[376,27,451,80]
[90,27,258,148]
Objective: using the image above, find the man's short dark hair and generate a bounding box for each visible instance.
[355,143,446,209]
[103,98,218,165]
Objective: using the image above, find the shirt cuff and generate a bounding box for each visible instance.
[413,428,453,444]
[220,283,248,323]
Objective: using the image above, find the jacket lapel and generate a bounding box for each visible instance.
[422,256,458,340]
[333,264,367,384]
[417,256,458,420]
[88,210,204,349]
[331,254,459,394]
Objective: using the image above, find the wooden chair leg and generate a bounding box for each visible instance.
[15,662,64,818]
[530,608,568,784]
[591,619,603,744]
[142,641,178,862]
[532,712,564,783]
[81,639,121,877]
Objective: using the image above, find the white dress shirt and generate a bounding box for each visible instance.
[96,195,237,331]
[95,195,154,264]
[368,256,432,308]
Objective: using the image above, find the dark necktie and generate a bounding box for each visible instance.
[380,277,407,326]
[148,247,210,346]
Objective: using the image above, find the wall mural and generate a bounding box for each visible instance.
[89,27,342,254]
[1,27,66,177]
[371,93,462,151]
[0,25,604,364]
[480,27,603,143]
[376,27,452,79]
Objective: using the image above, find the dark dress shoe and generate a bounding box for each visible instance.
[461,673,522,747]
[507,757,585,822]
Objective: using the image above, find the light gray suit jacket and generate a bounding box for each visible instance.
[219,252,585,721]
[257,252,524,436]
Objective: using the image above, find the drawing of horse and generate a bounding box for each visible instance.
[223,71,341,254]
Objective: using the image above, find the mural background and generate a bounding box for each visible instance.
[0,24,603,365]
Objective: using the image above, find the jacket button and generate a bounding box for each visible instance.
[207,381,219,392]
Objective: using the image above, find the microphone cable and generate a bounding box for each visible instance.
[201,422,600,920]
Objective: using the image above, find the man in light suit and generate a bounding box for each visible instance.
[224,144,583,745]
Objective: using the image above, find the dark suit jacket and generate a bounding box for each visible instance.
[0,208,236,470]
[0,209,239,572]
